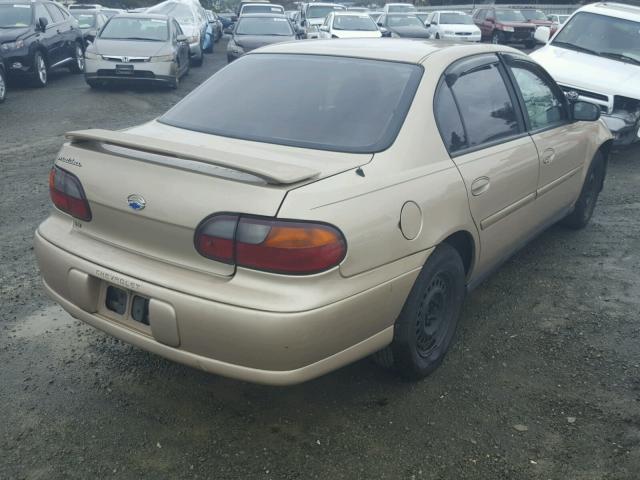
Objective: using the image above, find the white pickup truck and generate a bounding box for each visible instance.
[531,2,640,146]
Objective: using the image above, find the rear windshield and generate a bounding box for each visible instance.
[521,10,546,21]
[242,4,284,14]
[307,5,343,18]
[100,17,169,41]
[0,4,32,28]
[72,13,96,28]
[159,54,423,153]
[388,4,416,13]
[235,16,293,35]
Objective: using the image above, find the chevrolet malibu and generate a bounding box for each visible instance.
[36,40,612,385]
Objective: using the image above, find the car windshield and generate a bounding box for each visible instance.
[333,15,377,31]
[440,13,474,25]
[307,5,342,19]
[147,2,195,24]
[243,4,284,14]
[558,15,569,23]
[99,17,169,41]
[495,9,526,22]
[159,54,423,153]
[388,15,423,27]
[72,13,97,28]
[388,5,415,13]
[0,4,32,28]
[521,10,547,21]
[552,12,640,64]
[235,16,293,35]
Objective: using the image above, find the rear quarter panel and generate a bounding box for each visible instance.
[278,61,479,279]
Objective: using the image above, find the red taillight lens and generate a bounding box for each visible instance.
[49,166,92,221]
[194,215,346,275]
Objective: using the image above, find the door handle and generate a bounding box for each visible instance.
[542,148,556,165]
[471,176,490,196]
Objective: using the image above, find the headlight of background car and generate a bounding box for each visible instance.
[1,40,25,51]
[502,26,515,32]
[150,54,174,62]
[84,51,99,60]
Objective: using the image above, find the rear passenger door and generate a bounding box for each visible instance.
[502,54,588,218]
[434,54,540,276]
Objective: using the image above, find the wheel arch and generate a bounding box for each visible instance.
[440,230,476,278]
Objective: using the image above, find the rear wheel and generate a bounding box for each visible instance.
[435,33,441,39]
[385,244,466,380]
[491,31,501,44]
[191,50,204,67]
[69,42,84,73]
[31,51,48,87]
[562,152,606,229]
[0,67,6,103]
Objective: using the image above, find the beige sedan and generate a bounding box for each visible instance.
[35,40,612,385]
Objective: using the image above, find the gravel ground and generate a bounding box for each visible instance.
[1,39,640,480]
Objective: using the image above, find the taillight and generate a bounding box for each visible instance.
[49,166,92,221]
[195,214,346,275]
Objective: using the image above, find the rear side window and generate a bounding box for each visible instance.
[448,62,521,149]
[434,81,466,153]
[35,3,53,24]
[160,54,423,153]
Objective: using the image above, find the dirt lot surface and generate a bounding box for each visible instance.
[1,40,640,480]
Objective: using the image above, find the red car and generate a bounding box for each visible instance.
[473,7,536,48]
[521,8,558,37]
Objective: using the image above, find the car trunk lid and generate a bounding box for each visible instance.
[55,123,371,277]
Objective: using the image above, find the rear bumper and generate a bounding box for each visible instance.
[35,230,420,385]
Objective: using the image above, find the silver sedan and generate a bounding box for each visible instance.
[84,14,190,89]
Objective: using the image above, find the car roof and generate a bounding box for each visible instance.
[256,38,520,64]
[332,11,372,16]
[111,13,170,20]
[577,2,640,22]
[238,12,287,17]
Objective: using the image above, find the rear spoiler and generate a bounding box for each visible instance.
[64,129,320,185]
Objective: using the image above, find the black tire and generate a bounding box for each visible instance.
[204,39,213,53]
[0,67,6,103]
[435,33,440,40]
[31,50,48,87]
[491,31,501,44]
[191,51,204,67]
[389,244,466,380]
[562,152,606,229]
[69,41,85,73]
[86,80,99,89]
[524,40,535,49]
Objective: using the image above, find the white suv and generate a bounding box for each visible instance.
[531,2,640,146]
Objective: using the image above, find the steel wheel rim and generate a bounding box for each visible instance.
[76,45,85,71]
[415,272,451,358]
[37,55,46,83]
[0,72,5,100]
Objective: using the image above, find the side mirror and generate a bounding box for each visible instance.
[572,101,601,122]
[176,34,187,42]
[319,25,329,32]
[534,25,551,44]
[38,17,48,31]
[377,21,383,26]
